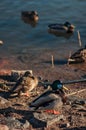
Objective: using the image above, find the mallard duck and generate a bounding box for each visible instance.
[21,11,39,22]
[68,45,86,64]
[29,80,68,112]
[48,21,75,34]
[8,71,38,97]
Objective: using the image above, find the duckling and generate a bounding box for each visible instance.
[21,11,39,22]
[8,71,38,97]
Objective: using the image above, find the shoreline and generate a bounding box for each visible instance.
[0,49,86,81]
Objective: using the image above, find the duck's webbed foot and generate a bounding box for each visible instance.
[21,92,30,97]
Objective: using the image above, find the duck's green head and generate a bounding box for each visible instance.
[51,80,68,91]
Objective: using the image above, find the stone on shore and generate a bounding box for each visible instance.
[0,125,9,130]
[0,40,3,45]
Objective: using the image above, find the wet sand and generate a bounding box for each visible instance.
[0,48,86,82]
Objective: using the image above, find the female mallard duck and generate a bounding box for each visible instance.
[29,80,68,113]
[68,45,86,64]
[21,11,39,22]
[48,21,75,34]
[8,71,38,97]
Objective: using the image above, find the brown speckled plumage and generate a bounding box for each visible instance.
[9,71,38,97]
[21,11,39,22]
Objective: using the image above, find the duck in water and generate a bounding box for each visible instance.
[21,11,39,22]
[48,21,75,34]
[21,11,39,27]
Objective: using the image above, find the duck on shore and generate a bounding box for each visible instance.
[29,80,68,113]
[8,71,38,98]
[68,45,86,64]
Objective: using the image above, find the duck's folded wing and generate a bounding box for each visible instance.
[30,93,59,108]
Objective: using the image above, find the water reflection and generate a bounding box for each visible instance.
[48,29,73,39]
[21,16,38,27]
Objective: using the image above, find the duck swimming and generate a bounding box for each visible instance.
[48,21,75,34]
[21,11,39,22]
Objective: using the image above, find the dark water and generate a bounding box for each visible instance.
[0,0,86,56]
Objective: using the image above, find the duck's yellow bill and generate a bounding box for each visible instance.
[63,86,69,91]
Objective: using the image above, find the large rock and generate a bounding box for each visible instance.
[0,96,10,105]
[0,125,9,130]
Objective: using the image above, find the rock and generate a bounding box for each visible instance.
[5,117,22,129]
[22,120,30,129]
[31,112,64,127]
[0,124,9,130]
[67,96,86,106]
[0,40,3,45]
[4,117,30,129]
[59,122,70,128]
[0,70,11,76]
[0,96,10,105]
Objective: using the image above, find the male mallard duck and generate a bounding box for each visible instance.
[21,11,39,22]
[29,80,68,113]
[8,71,38,97]
[48,21,75,34]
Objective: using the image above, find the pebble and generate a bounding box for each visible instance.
[22,120,30,129]
[0,124,9,130]
[59,122,70,128]
[4,117,30,129]
[0,40,3,45]
[0,96,10,105]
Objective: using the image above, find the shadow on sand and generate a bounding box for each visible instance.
[44,59,67,65]
[0,107,47,128]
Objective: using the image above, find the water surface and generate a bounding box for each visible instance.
[0,0,86,57]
